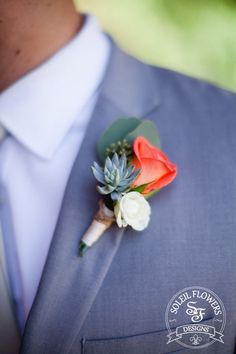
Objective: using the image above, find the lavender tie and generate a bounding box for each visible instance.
[0,125,21,353]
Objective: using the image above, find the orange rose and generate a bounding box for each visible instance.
[132,136,177,194]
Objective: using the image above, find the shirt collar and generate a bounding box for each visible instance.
[0,16,110,159]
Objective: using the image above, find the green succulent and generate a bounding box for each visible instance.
[92,153,139,201]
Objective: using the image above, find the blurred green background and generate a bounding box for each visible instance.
[74,0,236,92]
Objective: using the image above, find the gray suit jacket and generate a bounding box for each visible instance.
[12,39,236,353]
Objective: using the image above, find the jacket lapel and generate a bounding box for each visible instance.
[21,40,161,353]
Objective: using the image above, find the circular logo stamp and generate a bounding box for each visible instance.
[165,286,226,349]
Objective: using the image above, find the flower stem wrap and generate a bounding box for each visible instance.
[79,200,115,256]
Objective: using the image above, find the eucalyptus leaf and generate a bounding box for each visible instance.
[97,117,141,162]
[126,120,161,148]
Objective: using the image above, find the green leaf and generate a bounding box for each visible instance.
[126,120,161,148]
[97,118,141,162]
[130,184,147,193]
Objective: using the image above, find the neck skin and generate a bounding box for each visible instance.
[0,1,83,92]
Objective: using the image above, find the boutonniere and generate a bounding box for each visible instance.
[79,118,177,256]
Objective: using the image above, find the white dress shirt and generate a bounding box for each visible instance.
[0,16,110,323]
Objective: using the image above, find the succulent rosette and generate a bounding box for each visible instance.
[79,118,177,256]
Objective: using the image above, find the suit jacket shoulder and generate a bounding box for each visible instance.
[150,63,236,129]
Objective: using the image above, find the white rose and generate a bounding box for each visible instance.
[114,192,151,231]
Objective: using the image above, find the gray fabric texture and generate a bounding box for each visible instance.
[15,39,236,353]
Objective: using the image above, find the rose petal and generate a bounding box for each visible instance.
[132,136,177,193]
